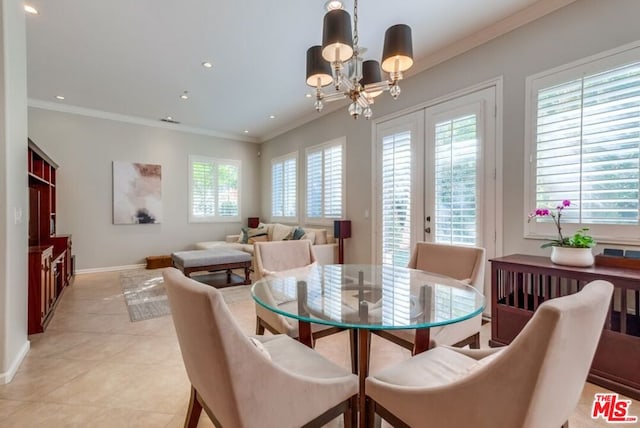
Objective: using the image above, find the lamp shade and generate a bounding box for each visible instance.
[334,220,351,239]
[360,60,383,98]
[322,9,353,63]
[306,46,333,87]
[381,24,413,73]
[248,217,260,228]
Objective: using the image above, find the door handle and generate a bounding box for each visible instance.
[425,227,431,233]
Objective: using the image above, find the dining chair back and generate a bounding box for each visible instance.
[164,267,358,428]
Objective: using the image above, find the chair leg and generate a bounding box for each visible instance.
[365,397,376,428]
[344,395,358,428]
[255,317,265,335]
[185,386,203,428]
[470,332,480,349]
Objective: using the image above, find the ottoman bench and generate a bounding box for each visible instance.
[171,248,252,286]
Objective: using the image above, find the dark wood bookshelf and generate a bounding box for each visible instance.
[27,139,73,334]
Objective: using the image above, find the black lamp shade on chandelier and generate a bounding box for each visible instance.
[306,46,333,87]
[322,9,354,62]
[360,60,383,97]
[381,24,414,73]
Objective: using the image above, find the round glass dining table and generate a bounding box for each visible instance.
[251,263,485,427]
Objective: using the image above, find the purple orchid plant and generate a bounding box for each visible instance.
[528,199,596,248]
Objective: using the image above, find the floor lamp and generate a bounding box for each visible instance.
[334,220,351,264]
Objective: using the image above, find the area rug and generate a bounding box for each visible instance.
[120,268,252,322]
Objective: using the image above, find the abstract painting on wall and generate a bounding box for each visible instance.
[113,161,162,224]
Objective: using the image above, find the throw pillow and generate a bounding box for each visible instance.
[248,235,268,244]
[304,228,328,245]
[301,231,316,244]
[291,227,306,240]
[271,223,293,241]
[248,337,272,360]
[241,226,267,244]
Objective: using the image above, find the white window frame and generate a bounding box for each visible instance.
[188,155,241,223]
[304,137,346,225]
[524,41,640,245]
[271,151,298,222]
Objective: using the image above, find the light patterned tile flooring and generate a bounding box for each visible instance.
[0,270,636,427]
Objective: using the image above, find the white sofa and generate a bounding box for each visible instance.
[195,223,338,277]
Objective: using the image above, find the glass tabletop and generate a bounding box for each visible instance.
[251,264,485,330]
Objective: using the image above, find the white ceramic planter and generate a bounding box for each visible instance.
[550,246,594,267]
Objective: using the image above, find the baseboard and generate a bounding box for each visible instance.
[76,263,146,275]
[0,340,30,384]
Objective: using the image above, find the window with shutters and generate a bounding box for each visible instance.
[271,152,298,221]
[525,43,640,243]
[380,130,412,267]
[305,138,345,223]
[189,155,240,222]
[434,114,478,246]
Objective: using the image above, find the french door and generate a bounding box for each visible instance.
[374,85,499,302]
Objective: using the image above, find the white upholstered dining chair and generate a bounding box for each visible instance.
[365,280,614,428]
[253,240,344,346]
[163,267,358,428]
[372,241,486,353]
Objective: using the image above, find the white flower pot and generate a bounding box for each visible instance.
[550,246,594,267]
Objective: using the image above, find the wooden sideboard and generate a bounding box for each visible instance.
[490,254,640,400]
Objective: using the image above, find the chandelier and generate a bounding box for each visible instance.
[306,0,413,119]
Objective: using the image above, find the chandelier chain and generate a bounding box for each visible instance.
[353,0,359,48]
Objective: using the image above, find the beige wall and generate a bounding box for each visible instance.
[0,0,29,382]
[260,0,640,263]
[28,108,260,270]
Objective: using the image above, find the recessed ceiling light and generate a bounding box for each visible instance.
[269,115,276,119]
[55,95,65,100]
[305,93,312,98]
[325,1,343,11]
[244,130,249,134]
[24,5,38,14]
[167,116,173,120]
[202,61,213,69]
[180,91,189,100]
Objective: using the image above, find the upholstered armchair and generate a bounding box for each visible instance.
[163,268,358,428]
[373,241,486,352]
[365,280,614,428]
[253,240,344,346]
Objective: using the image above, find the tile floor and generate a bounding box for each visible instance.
[0,270,636,427]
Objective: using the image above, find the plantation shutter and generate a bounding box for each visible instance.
[272,155,297,218]
[191,159,216,218]
[217,163,239,217]
[381,130,412,267]
[324,145,343,218]
[535,61,640,225]
[189,156,240,222]
[272,162,284,217]
[306,139,344,221]
[306,149,323,218]
[434,114,478,245]
[283,158,297,217]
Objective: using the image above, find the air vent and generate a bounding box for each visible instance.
[160,117,180,124]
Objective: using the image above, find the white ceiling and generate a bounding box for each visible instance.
[25,0,570,143]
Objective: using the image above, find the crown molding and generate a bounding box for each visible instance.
[409,0,576,76]
[28,99,259,144]
[262,0,576,142]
